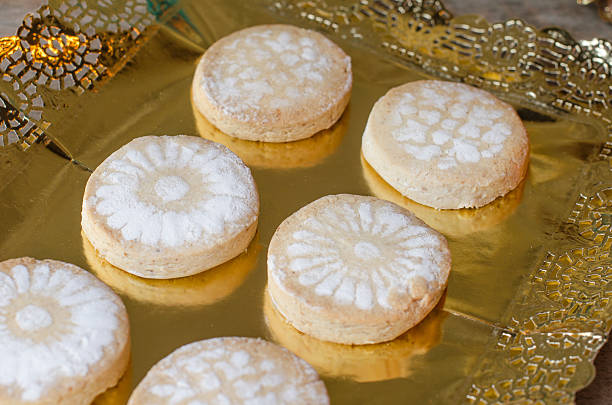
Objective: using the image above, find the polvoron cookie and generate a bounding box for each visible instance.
[127,337,329,405]
[192,24,352,142]
[192,100,348,169]
[361,153,525,236]
[264,288,446,382]
[82,232,259,307]
[81,135,259,279]
[267,194,451,345]
[362,80,529,209]
[0,257,130,404]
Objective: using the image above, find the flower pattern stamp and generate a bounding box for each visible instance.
[127,337,329,405]
[267,194,451,345]
[0,257,129,404]
[81,135,259,279]
[362,80,529,209]
[192,24,352,142]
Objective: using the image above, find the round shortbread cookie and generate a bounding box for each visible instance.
[263,288,446,382]
[192,24,352,142]
[82,232,259,307]
[81,135,259,279]
[0,258,130,404]
[361,154,525,236]
[362,80,529,209]
[127,337,329,405]
[267,194,451,345]
[192,100,348,168]
[93,365,132,405]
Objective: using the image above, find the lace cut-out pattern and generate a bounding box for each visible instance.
[0,0,154,148]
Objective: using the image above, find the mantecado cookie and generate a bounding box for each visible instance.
[81,135,259,279]
[192,100,348,169]
[361,153,525,236]
[192,24,352,142]
[362,80,529,209]
[267,194,451,345]
[263,288,446,382]
[0,257,130,404]
[127,337,329,405]
[82,232,259,307]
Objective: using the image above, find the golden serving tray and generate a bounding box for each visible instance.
[1,0,612,403]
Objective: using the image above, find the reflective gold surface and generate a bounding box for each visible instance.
[92,360,132,405]
[264,288,447,383]
[192,96,348,169]
[361,154,525,237]
[1,0,612,404]
[83,234,260,308]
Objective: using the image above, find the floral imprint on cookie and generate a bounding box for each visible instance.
[132,338,328,405]
[202,26,351,122]
[390,81,513,170]
[0,260,122,401]
[86,136,258,248]
[276,197,444,311]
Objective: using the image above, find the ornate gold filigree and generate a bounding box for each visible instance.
[459,185,612,404]
[0,96,44,149]
[0,0,154,148]
[466,238,611,404]
[1,0,611,401]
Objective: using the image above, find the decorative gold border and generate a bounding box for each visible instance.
[0,0,611,402]
[265,0,612,403]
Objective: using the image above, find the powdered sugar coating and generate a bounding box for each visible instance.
[386,81,515,170]
[362,80,529,209]
[14,305,52,332]
[128,337,328,405]
[85,135,258,249]
[200,25,351,123]
[269,195,449,312]
[0,259,124,402]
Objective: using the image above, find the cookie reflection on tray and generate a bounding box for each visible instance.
[361,153,524,237]
[82,233,259,307]
[92,359,132,405]
[263,288,447,383]
[192,98,348,169]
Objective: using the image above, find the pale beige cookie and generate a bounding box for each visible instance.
[264,288,446,382]
[267,194,451,345]
[361,154,525,236]
[82,232,259,307]
[0,257,130,405]
[192,24,352,142]
[92,363,132,405]
[362,80,529,209]
[81,135,259,279]
[127,337,329,405]
[192,99,348,168]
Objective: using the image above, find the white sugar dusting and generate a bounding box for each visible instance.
[387,81,516,170]
[0,261,122,401]
[281,197,445,311]
[143,338,327,405]
[90,136,257,248]
[154,176,189,202]
[15,305,52,332]
[353,241,380,260]
[202,26,350,121]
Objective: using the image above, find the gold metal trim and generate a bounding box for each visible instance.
[0,0,611,402]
